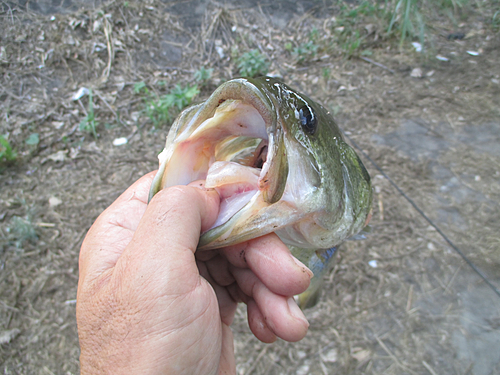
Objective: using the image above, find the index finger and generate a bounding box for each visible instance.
[79,172,155,284]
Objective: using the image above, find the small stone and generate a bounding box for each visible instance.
[343,294,353,302]
[466,50,479,56]
[113,137,128,146]
[49,197,62,207]
[412,42,422,52]
[52,121,64,129]
[296,351,307,359]
[0,329,20,345]
[321,348,338,363]
[296,361,311,375]
[351,349,370,362]
[410,68,422,78]
[71,87,89,101]
[368,260,378,268]
[47,150,67,162]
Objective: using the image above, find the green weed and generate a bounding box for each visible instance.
[435,0,467,12]
[288,27,321,65]
[79,89,99,139]
[345,1,379,18]
[492,10,500,30]
[386,0,472,47]
[137,82,200,128]
[7,215,38,247]
[194,67,213,85]
[322,67,330,80]
[134,81,147,94]
[237,49,270,78]
[386,0,424,47]
[331,1,385,58]
[25,133,39,146]
[324,0,476,54]
[167,85,199,110]
[343,30,363,58]
[0,134,17,167]
[292,41,319,64]
[145,96,172,128]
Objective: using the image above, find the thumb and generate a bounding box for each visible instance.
[115,185,221,284]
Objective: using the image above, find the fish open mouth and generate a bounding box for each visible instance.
[188,99,274,230]
[149,81,291,245]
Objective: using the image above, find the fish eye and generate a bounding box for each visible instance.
[298,105,317,135]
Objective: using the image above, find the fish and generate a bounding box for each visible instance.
[149,77,373,308]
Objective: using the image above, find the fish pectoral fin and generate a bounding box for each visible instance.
[296,280,324,309]
[292,246,338,309]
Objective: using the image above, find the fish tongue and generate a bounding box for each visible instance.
[205,161,261,229]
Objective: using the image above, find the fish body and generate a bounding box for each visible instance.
[149,77,372,308]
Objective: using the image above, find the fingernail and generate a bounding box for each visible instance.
[291,255,314,279]
[287,297,309,327]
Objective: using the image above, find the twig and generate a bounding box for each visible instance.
[246,345,269,374]
[102,17,114,81]
[444,263,463,294]
[62,57,75,85]
[375,335,417,375]
[0,82,23,100]
[422,360,439,375]
[406,284,413,312]
[94,91,118,118]
[359,56,395,74]
[77,99,88,117]
[0,0,15,24]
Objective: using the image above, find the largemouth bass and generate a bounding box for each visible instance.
[149,77,372,308]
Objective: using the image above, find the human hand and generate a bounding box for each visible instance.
[77,172,313,375]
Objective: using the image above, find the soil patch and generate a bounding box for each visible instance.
[1,1,499,374]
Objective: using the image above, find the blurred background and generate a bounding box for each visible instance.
[1,0,499,373]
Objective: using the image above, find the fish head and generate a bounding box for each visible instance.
[149,77,372,250]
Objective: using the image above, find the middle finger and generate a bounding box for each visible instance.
[222,233,313,297]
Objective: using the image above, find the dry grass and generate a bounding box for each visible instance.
[1,1,499,374]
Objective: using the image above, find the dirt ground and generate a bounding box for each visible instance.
[1,0,500,374]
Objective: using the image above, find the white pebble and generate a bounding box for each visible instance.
[113,137,128,146]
